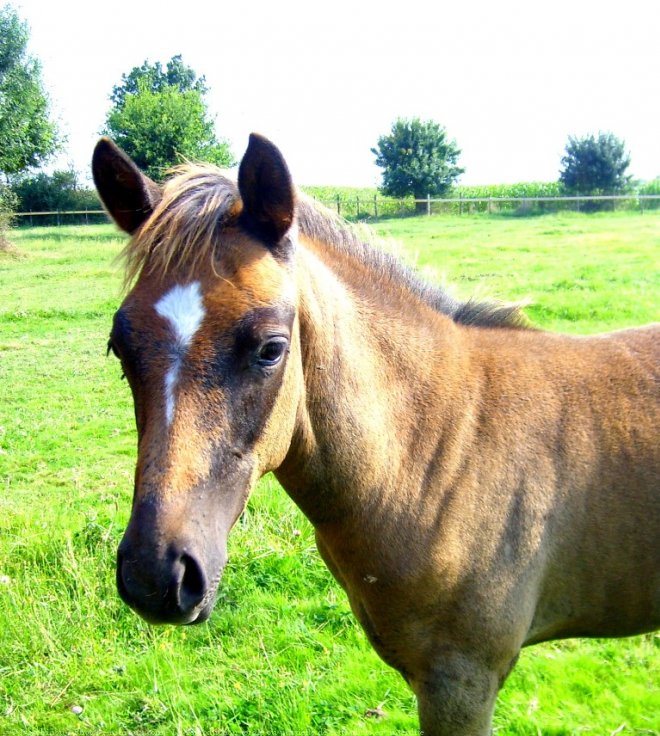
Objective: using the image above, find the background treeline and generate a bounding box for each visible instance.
[11,170,100,210]
[7,172,660,225]
[10,169,103,224]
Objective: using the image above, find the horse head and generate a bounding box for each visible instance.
[94,135,302,624]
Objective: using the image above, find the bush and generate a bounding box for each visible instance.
[639,178,660,210]
[11,169,100,212]
[10,169,101,224]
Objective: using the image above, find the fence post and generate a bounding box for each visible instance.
[427,193,431,216]
[336,196,341,215]
[374,195,378,218]
[356,197,360,218]
[459,194,463,216]
[57,210,60,226]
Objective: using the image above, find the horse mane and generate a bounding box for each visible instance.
[121,164,242,287]
[294,197,528,329]
[122,163,528,330]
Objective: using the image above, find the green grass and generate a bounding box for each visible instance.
[375,211,659,332]
[0,214,658,736]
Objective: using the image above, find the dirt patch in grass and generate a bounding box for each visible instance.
[0,236,24,258]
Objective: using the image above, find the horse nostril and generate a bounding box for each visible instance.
[116,540,211,623]
[177,552,207,612]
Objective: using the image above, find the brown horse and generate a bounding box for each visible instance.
[93,134,660,735]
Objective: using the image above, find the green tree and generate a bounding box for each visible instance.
[0,4,59,178]
[109,54,207,109]
[372,118,464,209]
[103,56,233,180]
[559,132,632,195]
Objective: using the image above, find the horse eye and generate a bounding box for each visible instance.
[256,338,288,367]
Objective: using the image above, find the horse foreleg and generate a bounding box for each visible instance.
[409,651,501,736]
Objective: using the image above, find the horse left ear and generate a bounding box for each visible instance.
[238,134,295,246]
[92,138,161,234]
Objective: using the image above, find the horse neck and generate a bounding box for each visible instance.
[275,235,469,525]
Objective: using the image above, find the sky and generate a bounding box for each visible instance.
[13,0,660,187]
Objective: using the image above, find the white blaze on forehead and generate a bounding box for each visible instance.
[155,282,206,425]
[155,282,205,347]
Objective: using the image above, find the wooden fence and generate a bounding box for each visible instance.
[11,195,660,225]
[12,209,109,226]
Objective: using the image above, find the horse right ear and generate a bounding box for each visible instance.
[92,138,161,234]
[238,133,295,246]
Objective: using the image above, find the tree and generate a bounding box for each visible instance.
[103,56,233,180]
[0,4,59,178]
[372,118,464,209]
[109,54,207,109]
[559,132,632,195]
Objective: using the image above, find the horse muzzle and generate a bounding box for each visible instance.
[115,491,231,625]
[116,537,224,625]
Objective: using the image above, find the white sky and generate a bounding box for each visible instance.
[13,0,660,187]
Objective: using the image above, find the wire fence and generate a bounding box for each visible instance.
[316,194,660,219]
[11,195,660,226]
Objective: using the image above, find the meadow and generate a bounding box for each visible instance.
[0,210,658,736]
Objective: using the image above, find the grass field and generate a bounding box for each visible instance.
[0,210,658,736]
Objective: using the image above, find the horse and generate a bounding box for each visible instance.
[92,133,660,735]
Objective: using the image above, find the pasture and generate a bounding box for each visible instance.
[0,210,658,735]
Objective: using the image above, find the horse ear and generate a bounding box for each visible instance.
[238,133,295,245]
[92,138,161,234]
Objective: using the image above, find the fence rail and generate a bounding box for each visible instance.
[317,194,660,218]
[12,209,109,226]
[11,194,660,225]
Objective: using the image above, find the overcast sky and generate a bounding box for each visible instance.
[14,0,660,186]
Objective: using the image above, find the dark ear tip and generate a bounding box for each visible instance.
[92,138,122,174]
[240,133,292,189]
[94,137,116,155]
[246,133,281,158]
